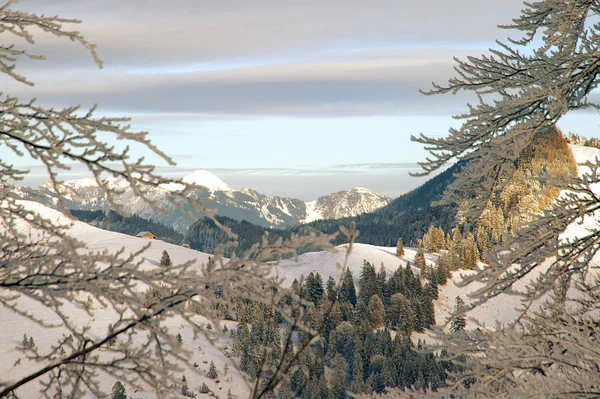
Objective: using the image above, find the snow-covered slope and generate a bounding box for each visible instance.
[14,171,390,231]
[0,201,251,399]
[278,243,435,285]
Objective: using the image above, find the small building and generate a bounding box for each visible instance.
[182,243,190,249]
[135,231,157,240]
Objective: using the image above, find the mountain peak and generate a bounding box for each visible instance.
[350,187,378,194]
[181,170,232,192]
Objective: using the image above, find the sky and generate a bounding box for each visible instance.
[5,0,600,200]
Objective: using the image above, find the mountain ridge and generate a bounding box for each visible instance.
[13,169,391,231]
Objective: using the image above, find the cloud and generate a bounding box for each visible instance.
[5,48,481,117]
[3,0,526,119]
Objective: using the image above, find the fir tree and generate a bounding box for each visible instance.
[305,272,324,305]
[414,240,427,273]
[350,350,366,394]
[396,237,405,257]
[208,360,219,379]
[338,270,357,306]
[160,250,172,268]
[329,354,348,399]
[199,382,210,394]
[368,294,386,329]
[359,260,379,303]
[450,296,467,333]
[459,232,480,270]
[110,381,127,399]
[388,293,415,337]
[326,276,337,301]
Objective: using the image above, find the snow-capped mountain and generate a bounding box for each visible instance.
[14,170,391,231]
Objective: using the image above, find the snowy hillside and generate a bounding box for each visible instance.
[1,201,431,398]
[432,144,600,329]
[14,170,390,231]
[0,201,251,399]
[278,243,435,285]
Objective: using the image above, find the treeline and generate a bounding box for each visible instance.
[566,131,600,150]
[202,258,459,397]
[70,209,184,244]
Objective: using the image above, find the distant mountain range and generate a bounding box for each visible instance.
[186,163,460,255]
[13,170,391,232]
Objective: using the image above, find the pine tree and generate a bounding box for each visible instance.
[414,240,427,273]
[160,250,172,268]
[305,272,324,305]
[368,295,386,328]
[110,381,127,399]
[359,260,379,303]
[207,360,218,379]
[450,296,466,333]
[326,276,337,301]
[377,263,388,302]
[338,270,357,306]
[423,225,444,252]
[396,237,405,257]
[460,232,480,270]
[350,351,366,394]
[200,382,210,394]
[329,354,348,399]
[388,293,415,337]
[181,375,190,397]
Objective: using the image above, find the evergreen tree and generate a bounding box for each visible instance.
[159,250,172,268]
[328,354,348,399]
[200,382,210,394]
[368,295,386,329]
[290,368,308,398]
[388,293,415,336]
[377,263,388,302]
[450,296,467,333]
[334,322,358,367]
[460,232,480,270]
[350,351,366,394]
[208,360,218,379]
[326,276,337,301]
[276,377,295,399]
[420,288,436,328]
[305,272,324,305]
[359,260,379,303]
[396,237,405,257]
[414,240,427,273]
[110,381,127,399]
[338,270,357,306]
[434,255,449,285]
